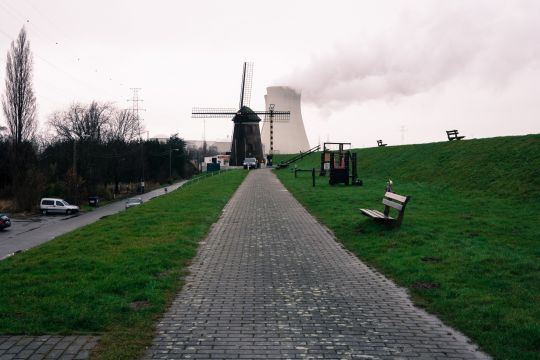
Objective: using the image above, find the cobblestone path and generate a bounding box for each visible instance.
[144,169,490,359]
[0,335,97,359]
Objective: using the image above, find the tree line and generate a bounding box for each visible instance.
[1,27,196,211]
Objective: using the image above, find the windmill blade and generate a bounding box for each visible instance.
[259,111,291,122]
[239,62,253,108]
[192,107,237,118]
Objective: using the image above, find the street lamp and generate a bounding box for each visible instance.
[72,133,89,180]
[71,133,89,204]
[169,147,180,181]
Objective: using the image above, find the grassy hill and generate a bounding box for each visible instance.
[277,134,540,198]
[274,134,540,360]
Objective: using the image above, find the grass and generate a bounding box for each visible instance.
[274,134,540,360]
[0,170,247,359]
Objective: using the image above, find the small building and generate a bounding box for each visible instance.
[202,154,231,172]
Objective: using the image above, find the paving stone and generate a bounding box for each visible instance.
[14,349,35,359]
[0,337,96,360]
[0,341,16,350]
[143,169,492,359]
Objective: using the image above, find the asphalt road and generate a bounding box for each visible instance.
[0,181,187,260]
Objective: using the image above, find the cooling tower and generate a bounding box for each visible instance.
[261,86,310,154]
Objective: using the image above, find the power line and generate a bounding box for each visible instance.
[32,53,115,98]
[21,0,77,44]
[0,25,121,101]
[0,2,54,45]
[0,27,14,40]
[0,3,126,101]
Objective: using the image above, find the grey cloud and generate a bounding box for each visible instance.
[280,1,540,107]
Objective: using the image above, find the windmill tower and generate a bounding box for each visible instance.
[261,86,310,154]
[192,63,290,166]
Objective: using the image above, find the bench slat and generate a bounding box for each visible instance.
[360,209,381,218]
[368,209,384,218]
[371,210,391,219]
[383,198,403,211]
[360,209,393,220]
[360,209,378,218]
[384,192,408,203]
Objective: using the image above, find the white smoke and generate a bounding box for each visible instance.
[281,1,540,107]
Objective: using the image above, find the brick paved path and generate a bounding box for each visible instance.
[0,335,97,359]
[144,169,490,359]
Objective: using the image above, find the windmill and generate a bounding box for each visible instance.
[192,62,290,166]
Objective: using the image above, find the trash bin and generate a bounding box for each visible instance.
[88,196,99,207]
[207,162,220,172]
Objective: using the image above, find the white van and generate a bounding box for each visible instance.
[40,198,80,215]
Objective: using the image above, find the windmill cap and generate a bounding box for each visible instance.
[232,106,262,123]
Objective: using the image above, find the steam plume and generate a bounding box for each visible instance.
[281,1,540,107]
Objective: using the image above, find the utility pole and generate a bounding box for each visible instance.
[128,88,146,192]
[268,104,275,154]
[73,139,77,178]
[169,146,179,180]
[202,119,207,159]
[71,133,88,204]
[169,133,179,181]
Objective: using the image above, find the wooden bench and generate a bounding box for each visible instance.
[446,130,465,141]
[360,192,411,226]
[377,140,387,147]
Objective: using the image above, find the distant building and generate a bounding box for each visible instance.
[185,140,231,154]
[204,154,230,166]
[149,137,169,144]
[201,154,231,172]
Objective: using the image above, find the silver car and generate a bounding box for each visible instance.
[125,197,143,209]
[243,157,258,169]
[40,198,80,215]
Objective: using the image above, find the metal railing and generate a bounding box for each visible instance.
[276,145,321,169]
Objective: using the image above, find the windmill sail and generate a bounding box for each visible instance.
[192,62,290,166]
[239,62,253,109]
[192,107,237,118]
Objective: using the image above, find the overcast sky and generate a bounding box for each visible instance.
[1,0,539,148]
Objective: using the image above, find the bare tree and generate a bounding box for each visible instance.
[48,104,83,140]
[83,101,111,141]
[106,109,141,142]
[49,101,112,142]
[1,27,37,145]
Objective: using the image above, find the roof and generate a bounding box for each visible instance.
[231,106,262,123]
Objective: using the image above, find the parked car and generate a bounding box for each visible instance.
[0,214,11,230]
[125,197,143,209]
[40,198,80,215]
[243,157,258,169]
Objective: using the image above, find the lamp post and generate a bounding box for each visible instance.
[169,147,180,181]
[72,133,89,203]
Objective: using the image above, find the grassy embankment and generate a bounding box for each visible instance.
[274,134,540,360]
[0,170,247,359]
